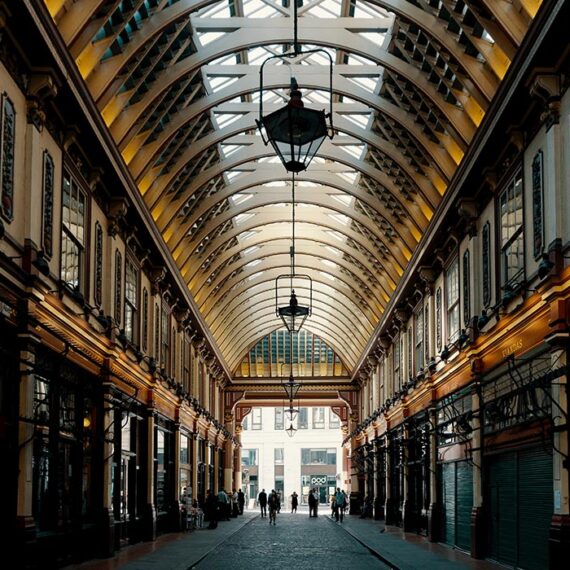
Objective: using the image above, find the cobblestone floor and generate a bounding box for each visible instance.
[192,513,391,569]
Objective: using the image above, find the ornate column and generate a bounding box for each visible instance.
[224,413,234,492]
[213,440,220,494]
[373,438,384,520]
[97,372,116,556]
[384,432,395,525]
[402,423,414,531]
[469,377,485,557]
[427,407,440,542]
[141,404,156,541]
[191,431,199,502]
[16,331,40,545]
[233,424,242,492]
[172,420,182,531]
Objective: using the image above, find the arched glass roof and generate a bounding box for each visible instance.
[46,0,541,374]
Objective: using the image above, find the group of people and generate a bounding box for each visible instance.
[198,488,246,530]
[256,488,347,522]
[257,488,281,524]
[330,488,348,522]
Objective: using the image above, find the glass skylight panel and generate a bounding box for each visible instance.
[197,31,225,47]
[232,193,254,205]
[342,113,370,128]
[247,271,263,281]
[235,213,255,224]
[215,113,244,129]
[209,76,239,93]
[325,245,341,256]
[329,213,350,226]
[221,144,243,158]
[243,246,260,255]
[326,230,345,242]
[197,1,233,18]
[319,271,336,281]
[322,259,338,268]
[341,145,365,159]
[237,230,257,241]
[346,76,376,93]
[337,171,358,184]
[330,194,353,206]
[263,181,287,187]
[245,259,263,268]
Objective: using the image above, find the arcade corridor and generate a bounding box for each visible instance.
[1,1,570,569]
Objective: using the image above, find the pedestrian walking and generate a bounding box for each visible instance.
[238,488,245,514]
[291,491,298,513]
[258,488,268,517]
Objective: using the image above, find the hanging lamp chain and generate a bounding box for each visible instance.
[293,0,299,55]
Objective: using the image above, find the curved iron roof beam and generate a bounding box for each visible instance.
[178,191,413,275]
[104,30,476,151]
[206,273,375,334]
[189,232,397,301]
[129,70,453,190]
[200,257,385,321]
[196,252,390,322]
[165,174,419,258]
[216,301,367,364]
[193,243,393,309]
[202,265,381,329]
[175,214,408,290]
[210,290,372,348]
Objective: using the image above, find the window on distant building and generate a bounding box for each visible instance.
[329,409,340,429]
[241,449,257,466]
[274,448,284,465]
[274,407,284,430]
[301,448,336,465]
[251,408,262,430]
[312,407,325,429]
[298,408,308,429]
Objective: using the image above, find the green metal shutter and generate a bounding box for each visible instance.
[456,461,473,551]
[517,446,552,570]
[487,453,517,566]
[442,463,456,547]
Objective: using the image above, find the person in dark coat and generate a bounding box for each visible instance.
[308,488,316,517]
[291,491,298,513]
[238,488,245,514]
[204,490,218,529]
[258,488,268,517]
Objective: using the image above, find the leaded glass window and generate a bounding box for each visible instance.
[124,257,138,343]
[94,223,103,307]
[436,288,442,351]
[415,307,423,374]
[446,258,459,343]
[463,250,471,327]
[532,151,544,258]
[499,169,524,287]
[0,95,15,220]
[42,151,54,257]
[61,169,86,290]
[142,288,149,351]
[114,250,122,325]
[482,222,491,307]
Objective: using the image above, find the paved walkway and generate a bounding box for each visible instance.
[63,510,503,570]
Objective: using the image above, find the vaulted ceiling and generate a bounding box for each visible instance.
[45,0,540,375]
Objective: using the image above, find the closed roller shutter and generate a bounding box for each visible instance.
[486,446,552,569]
[442,463,456,547]
[441,461,473,551]
[456,461,473,551]
[518,447,552,570]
